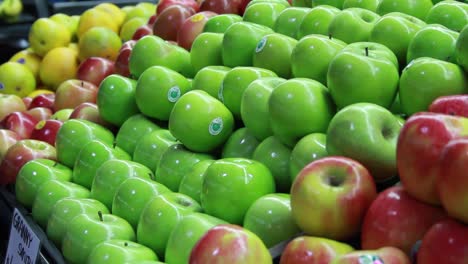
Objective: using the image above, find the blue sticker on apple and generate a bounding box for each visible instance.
[256,37,267,53]
[209,117,223,136]
[0,82,4,90]
[17,58,26,64]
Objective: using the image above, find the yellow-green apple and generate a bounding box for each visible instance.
[156,0,200,15]
[190,33,225,73]
[361,185,448,255]
[399,57,468,116]
[242,2,288,29]
[279,236,354,264]
[328,8,381,43]
[168,90,235,153]
[429,95,468,117]
[396,112,468,205]
[290,156,377,241]
[343,0,382,11]
[177,11,218,50]
[252,136,292,192]
[0,61,36,97]
[330,246,411,264]
[221,21,274,67]
[243,193,300,248]
[291,34,346,85]
[369,12,426,67]
[62,211,136,264]
[31,179,90,228]
[269,78,335,147]
[221,66,277,119]
[50,108,73,122]
[0,139,56,185]
[112,177,171,229]
[153,5,196,42]
[201,158,276,224]
[115,40,136,78]
[425,0,468,32]
[203,14,243,33]
[53,79,98,112]
[46,197,110,248]
[189,224,272,264]
[87,239,159,264]
[15,158,72,209]
[69,102,109,128]
[1,111,38,139]
[406,24,459,64]
[133,129,178,172]
[252,33,297,78]
[0,129,20,163]
[115,114,161,156]
[91,159,153,210]
[76,57,115,87]
[30,119,64,146]
[135,66,192,121]
[137,192,202,257]
[326,103,403,183]
[240,77,286,140]
[416,219,468,264]
[29,93,55,111]
[296,5,341,38]
[376,0,433,20]
[178,159,215,203]
[191,65,231,99]
[155,143,214,191]
[289,133,328,183]
[456,24,468,72]
[97,74,140,127]
[327,42,399,109]
[273,7,310,39]
[221,127,260,159]
[165,212,227,264]
[0,94,26,121]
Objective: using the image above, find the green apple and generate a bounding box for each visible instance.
[191,65,231,100]
[328,8,381,43]
[221,127,261,159]
[91,159,153,210]
[137,192,202,258]
[426,0,468,32]
[297,5,341,38]
[312,0,345,8]
[291,0,312,6]
[240,77,286,141]
[221,21,274,67]
[327,42,399,110]
[376,0,433,20]
[406,24,459,64]
[97,74,139,127]
[203,14,243,33]
[399,57,468,115]
[55,119,115,168]
[246,0,290,8]
[112,177,171,229]
[289,133,328,183]
[220,66,277,119]
[133,129,178,173]
[165,212,227,264]
[46,197,109,248]
[62,211,136,264]
[72,139,131,189]
[190,32,224,73]
[243,193,300,248]
[456,24,468,72]
[168,90,235,153]
[252,33,298,78]
[50,108,73,122]
[15,158,72,209]
[243,2,288,29]
[291,34,347,85]
[178,159,215,203]
[326,103,403,183]
[155,143,214,192]
[252,136,293,193]
[135,65,192,121]
[369,12,426,66]
[201,158,276,224]
[273,7,311,39]
[269,78,336,147]
[31,179,91,228]
[343,0,381,11]
[88,239,159,264]
[115,113,161,156]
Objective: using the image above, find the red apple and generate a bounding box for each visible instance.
[26,107,53,122]
[0,129,21,163]
[332,246,411,264]
[148,14,158,26]
[153,4,196,42]
[238,0,251,15]
[132,24,154,41]
[177,11,217,50]
[69,102,110,128]
[199,0,244,14]
[30,119,63,146]
[1,111,38,139]
[416,219,468,264]
[0,94,27,121]
[0,139,56,185]
[22,97,32,109]
[76,57,115,87]
[361,185,448,256]
[28,93,56,110]
[429,95,468,118]
[53,79,98,112]
[397,112,468,205]
[115,40,137,78]
[156,0,199,15]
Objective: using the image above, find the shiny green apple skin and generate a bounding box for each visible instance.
[273,7,311,39]
[87,239,159,264]
[191,65,230,100]
[178,159,215,203]
[343,0,381,11]
[203,14,243,33]
[312,0,344,8]
[456,24,468,72]
[243,2,288,29]
[115,113,161,156]
[376,0,433,20]
[190,33,224,73]
[425,0,468,32]
[221,127,261,159]
[328,8,381,44]
[297,5,341,38]
[289,133,328,183]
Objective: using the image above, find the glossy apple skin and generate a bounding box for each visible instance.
[69,102,109,128]
[273,7,310,39]
[361,186,448,255]
[26,107,53,122]
[115,40,136,78]
[290,156,377,241]
[243,2,288,29]
[0,129,21,163]
[376,0,433,21]
[153,5,196,42]
[429,95,468,117]
[115,113,161,156]
[177,11,217,50]
[189,224,272,264]
[0,94,26,121]
[190,65,230,100]
[30,119,63,146]
[297,5,340,38]
[53,79,99,112]
[397,112,468,205]
[280,236,354,264]
[416,219,468,264]
[199,0,244,14]
[221,127,260,159]
[331,246,412,264]
[133,129,177,172]
[157,0,199,15]
[132,24,154,41]
[178,159,215,203]
[327,8,381,44]
[202,13,242,33]
[88,239,159,264]
[76,57,115,87]
[1,111,38,139]
[456,24,468,72]
[29,93,55,110]
[425,0,468,32]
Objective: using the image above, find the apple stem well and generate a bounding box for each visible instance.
[98,211,103,222]
[323,173,346,187]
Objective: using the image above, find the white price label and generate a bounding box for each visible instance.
[4,208,40,264]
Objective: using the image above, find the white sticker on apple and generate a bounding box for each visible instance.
[209,117,223,136]
[358,254,384,264]
[218,83,224,102]
[168,86,181,102]
[256,37,267,53]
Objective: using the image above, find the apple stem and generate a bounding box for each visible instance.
[124,242,128,247]
[112,141,117,148]
[365,47,369,56]
[149,172,154,181]
[328,34,332,40]
[98,211,103,221]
